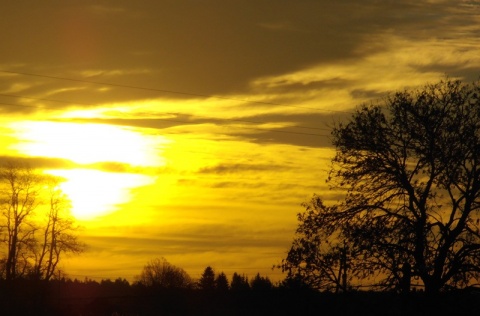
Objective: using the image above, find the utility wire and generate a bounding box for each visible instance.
[0,70,353,114]
[0,92,95,107]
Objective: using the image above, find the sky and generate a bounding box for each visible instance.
[0,0,479,283]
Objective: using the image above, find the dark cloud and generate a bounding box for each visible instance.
[84,161,162,174]
[253,77,354,96]
[0,155,76,169]
[350,88,389,101]
[413,64,480,82]
[1,0,477,113]
[236,129,332,148]
[197,163,287,175]
[0,154,159,175]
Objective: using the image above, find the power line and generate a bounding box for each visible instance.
[0,69,353,114]
[0,92,95,107]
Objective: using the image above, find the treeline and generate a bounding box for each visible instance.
[0,268,320,316]
[1,275,480,316]
[134,258,276,292]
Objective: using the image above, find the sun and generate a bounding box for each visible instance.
[10,121,168,220]
[46,169,155,220]
[11,121,166,166]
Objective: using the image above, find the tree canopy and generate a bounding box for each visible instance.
[135,257,193,289]
[283,78,480,294]
[198,266,216,290]
[215,272,229,291]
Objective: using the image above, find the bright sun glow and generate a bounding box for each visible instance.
[11,121,167,166]
[47,169,155,220]
[9,121,168,220]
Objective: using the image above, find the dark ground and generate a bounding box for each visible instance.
[0,279,479,316]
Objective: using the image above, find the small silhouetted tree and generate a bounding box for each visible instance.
[230,272,249,291]
[283,78,480,294]
[280,273,312,290]
[135,257,193,289]
[199,266,216,290]
[215,272,229,291]
[281,205,357,292]
[250,273,273,291]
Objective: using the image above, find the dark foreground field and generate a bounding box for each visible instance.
[1,280,479,316]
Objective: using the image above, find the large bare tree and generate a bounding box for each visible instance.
[283,78,480,294]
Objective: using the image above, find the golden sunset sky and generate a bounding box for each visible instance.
[0,1,479,282]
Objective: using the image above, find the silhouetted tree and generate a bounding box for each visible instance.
[230,272,249,291]
[283,78,480,294]
[250,273,272,291]
[282,210,357,292]
[32,176,84,280]
[135,257,193,289]
[199,266,215,290]
[215,272,229,291]
[280,273,313,290]
[0,161,84,281]
[0,161,41,280]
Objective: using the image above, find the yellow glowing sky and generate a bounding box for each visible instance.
[9,121,165,220]
[12,121,165,166]
[0,1,479,283]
